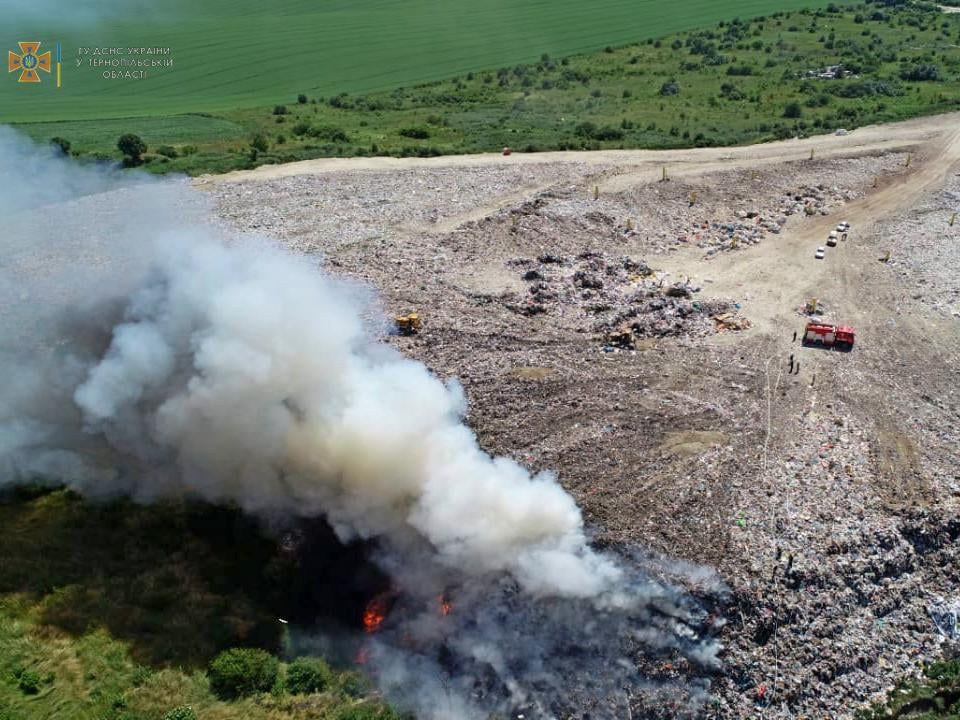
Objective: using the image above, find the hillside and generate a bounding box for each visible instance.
[11,2,960,175]
[1,0,837,123]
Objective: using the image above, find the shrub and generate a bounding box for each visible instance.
[307,125,350,142]
[156,145,179,159]
[250,134,269,152]
[399,127,430,139]
[15,668,41,695]
[273,105,288,115]
[208,648,279,699]
[50,136,70,154]
[298,94,308,104]
[783,101,803,118]
[659,80,680,96]
[900,63,941,81]
[286,657,334,695]
[181,145,198,156]
[726,64,754,76]
[338,671,371,698]
[292,121,312,136]
[163,707,197,720]
[117,133,146,165]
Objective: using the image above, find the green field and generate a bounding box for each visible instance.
[10,2,959,175]
[1,0,838,123]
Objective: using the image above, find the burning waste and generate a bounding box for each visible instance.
[0,128,726,718]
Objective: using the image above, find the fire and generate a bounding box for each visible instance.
[363,595,390,634]
[439,594,452,616]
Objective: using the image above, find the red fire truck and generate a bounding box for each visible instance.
[803,321,855,350]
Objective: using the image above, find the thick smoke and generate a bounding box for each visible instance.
[0,128,725,718]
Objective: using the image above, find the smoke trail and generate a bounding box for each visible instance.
[0,128,725,717]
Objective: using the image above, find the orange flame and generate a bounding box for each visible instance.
[439,594,452,616]
[363,596,389,634]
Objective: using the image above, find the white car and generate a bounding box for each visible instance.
[815,246,826,259]
[827,231,838,247]
[837,221,850,232]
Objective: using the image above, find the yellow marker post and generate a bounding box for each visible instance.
[593,185,599,200]
[810,148,815,160]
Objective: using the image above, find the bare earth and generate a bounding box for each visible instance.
[201,113,960,718]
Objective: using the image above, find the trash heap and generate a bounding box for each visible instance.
[502,251,749,346]
[685,184,852,257]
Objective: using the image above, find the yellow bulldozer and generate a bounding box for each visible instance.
[394,313,422,336]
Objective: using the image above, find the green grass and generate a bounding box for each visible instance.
[2,0,838,123]
[0,488,396,720]
[10,2,960,175]
[857,659,960,720]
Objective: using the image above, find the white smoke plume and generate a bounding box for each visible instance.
[0,128,725,718]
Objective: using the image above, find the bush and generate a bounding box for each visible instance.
[338,671,372,698]
[783,101,803,118]
[273,105,288,115]
[659,80,680,96]
[307,125,350,142]
[297,94,308,104]
[292,121,312,136]
[399,127,430,139]
[208,648,279,699]
[181,145,198,156]
[50,136,70,155]
[250,134,269,152]
[286,657,334,695]
[15,668,41,695]
[117,133,146,165]
[156,145,179,159]
[900,63,941,81]
[163,707,197,720]
[726,64,754,76]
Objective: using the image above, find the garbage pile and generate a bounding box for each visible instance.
[502,251,749,346]
[685,184,853,257]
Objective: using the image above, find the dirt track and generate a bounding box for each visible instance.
[207,112,960,718]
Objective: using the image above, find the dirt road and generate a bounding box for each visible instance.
[200,112,958,187]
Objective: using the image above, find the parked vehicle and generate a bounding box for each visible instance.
[803,321,855,350]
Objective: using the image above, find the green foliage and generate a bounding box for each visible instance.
[399,127,430,139]
[208,648,279,700]
[900,63,941,81]
[659,80,680,96]
[117,134,147,165]
[272,105,289,115]
[14,668,41,695]
[783,101,803,118]
[286,657,334,695]
[50,137,70,155]
[9,0,960,175]
[856,658,960,720]
[156,145,179,159]
[298,94,308,104]
[334,704,406,720]
[250,134,269,153]
[162,707,197,720]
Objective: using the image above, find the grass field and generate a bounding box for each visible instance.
[0,488,396,720]
[12,2,959,175]
[2,0,838,123]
